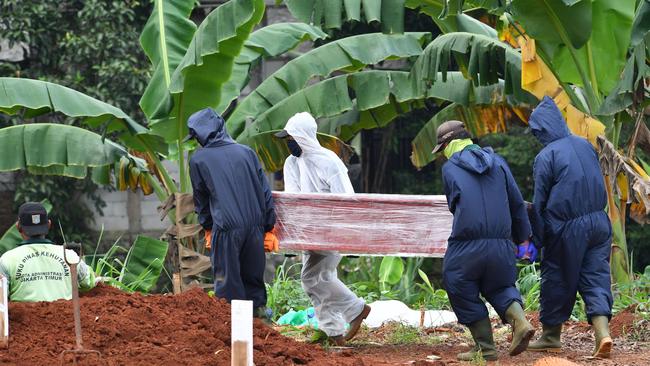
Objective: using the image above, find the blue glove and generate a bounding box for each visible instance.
[516,241,538,262]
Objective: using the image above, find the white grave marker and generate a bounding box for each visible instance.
[231,300,253,366]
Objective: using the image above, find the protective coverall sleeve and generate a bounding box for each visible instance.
[283,159,300,193]
[253,154,276,232]
[531,154,553,245]
[501,159,532,244]
[189,159,213,230]
[77,260,96,291]
[327,171,354,194]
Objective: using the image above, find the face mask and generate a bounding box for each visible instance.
[287,139,303,157]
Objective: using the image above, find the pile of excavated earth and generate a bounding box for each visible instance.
[0,285,361,365]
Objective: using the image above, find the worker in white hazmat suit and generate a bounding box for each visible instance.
[275,112,371,346]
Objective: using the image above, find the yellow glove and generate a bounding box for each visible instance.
[204,229,212,250]
[264,229,279,253]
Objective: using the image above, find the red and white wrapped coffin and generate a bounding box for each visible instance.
[272,192,452,257]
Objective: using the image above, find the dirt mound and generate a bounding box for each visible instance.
[0,284,360,365]
[610,305,640,338]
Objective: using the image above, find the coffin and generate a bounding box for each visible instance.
[273,192,452,257]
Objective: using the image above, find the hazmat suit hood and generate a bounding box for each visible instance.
[282,112,354,194]
[449,146,495,175]
[283,112,323,154]
[187,107,235,147]
[529,96,570,146]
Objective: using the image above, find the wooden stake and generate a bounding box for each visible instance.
[172,273,181,294]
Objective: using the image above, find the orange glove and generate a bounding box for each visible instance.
[264,229,279,253]
[204,229,212,250]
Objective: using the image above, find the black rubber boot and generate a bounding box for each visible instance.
[457,318,498,361]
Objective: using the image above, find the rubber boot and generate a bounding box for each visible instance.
[457,318,498,361]
[528,323,562,352]
[505,302,536,356]
[592,316,613,358]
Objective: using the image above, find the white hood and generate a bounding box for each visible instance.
[282,112,354,194]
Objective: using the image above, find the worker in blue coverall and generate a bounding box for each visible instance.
[527,96,613,358]
[435,120,535,361]
[187,107,276,317]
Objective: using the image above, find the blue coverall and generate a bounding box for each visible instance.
[442,145,531,325]
[188,108,276,309]
[529,96,613,326]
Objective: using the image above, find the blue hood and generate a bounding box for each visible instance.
[449,146,495,175]
[187,108,235,147]
[529,96,570,146]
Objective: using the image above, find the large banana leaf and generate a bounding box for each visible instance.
[409,32,533,103]
[410,102,528,167]
[599,40,649,116]
[0,78,163,152]
[0,200,52,255]
[0,123,146,184]
[227,32,431,138]
[120,235,169,293]
[247,131,353,172]
[216,23,328,114]
[599,1,650,115]
[511,0,635,97]
[139,0,197,120]
[283,0,405,33]
[149,0,265,142]
[405,0,497,37]
[239,70,518,168]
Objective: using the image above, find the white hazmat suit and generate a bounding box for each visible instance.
[282,112,366,337]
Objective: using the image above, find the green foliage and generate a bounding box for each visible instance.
[515,263,541,312]
[613,265,650,316]
[379,256,404,286]
[0,0,151,243]
[417,269,451,310]
[265,260,311,321]
[86,232,170,293]
[120,235,169,293]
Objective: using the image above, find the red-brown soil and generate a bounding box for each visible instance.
[0,284,360,365]
[1,285,647,365]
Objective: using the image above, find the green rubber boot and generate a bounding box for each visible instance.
[592,316,613,358]
[528,323,562,352]
[457,318,498,361]
[505,302,536,356]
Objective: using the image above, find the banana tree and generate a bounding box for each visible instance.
[283,0,649,283]
[409,0,649,283]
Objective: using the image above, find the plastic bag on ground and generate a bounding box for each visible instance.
[276,307,319,329]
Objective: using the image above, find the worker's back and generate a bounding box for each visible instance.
[188,109,274,232]
[191,143,271,230]
[529,97,607,223]
[0,239,94,302]
[442,146,529,244]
